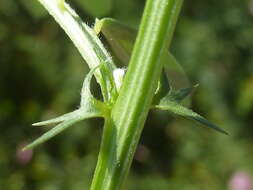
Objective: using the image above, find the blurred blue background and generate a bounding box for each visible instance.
[0,0,253,189]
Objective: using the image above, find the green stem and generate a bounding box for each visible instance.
[35,0,116,102]
[91,0,183,189]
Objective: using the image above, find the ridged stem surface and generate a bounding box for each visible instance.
[91,0,184,189]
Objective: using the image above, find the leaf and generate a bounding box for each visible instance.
[153,82,197,106]
[94,18,189,89]
[155,100,228,135]
[24,66,108,150]
[32,109,82,126]
[24,114,86,151]
[164,84,198,103]
[24,106,105,150]
[95,17,225,135]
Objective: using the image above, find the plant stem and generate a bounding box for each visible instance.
[91,0,183,189]
[36,0,116,101]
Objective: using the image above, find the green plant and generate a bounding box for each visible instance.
[24,0,228,189]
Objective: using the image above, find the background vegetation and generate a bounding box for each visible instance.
[0,0,253,189]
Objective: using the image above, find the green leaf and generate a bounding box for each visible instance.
[164,84,198,103]
[94,18,189,89]
[32,109,82,126]
[24,107,105,150]
[24,66,108,150]
[24,114,85,151]
[155,100,228,135]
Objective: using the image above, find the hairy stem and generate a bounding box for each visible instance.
[36,0,116,101]
[91,0,184,189]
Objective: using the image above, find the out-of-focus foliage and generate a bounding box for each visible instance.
[0,0,253,189]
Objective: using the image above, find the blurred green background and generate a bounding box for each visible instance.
[1,0,253,189]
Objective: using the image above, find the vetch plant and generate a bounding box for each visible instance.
[24,0,228,189]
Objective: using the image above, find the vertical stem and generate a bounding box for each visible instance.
[91,117,116,188]
[91,0,184,189]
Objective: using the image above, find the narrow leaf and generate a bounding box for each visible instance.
[24,109,102,150]
[25,66,109,150]
[155,100,228,135]
[24,117,83,151]
[33,66,107,127]
[165,84,198,103]
[33,110,82,126]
